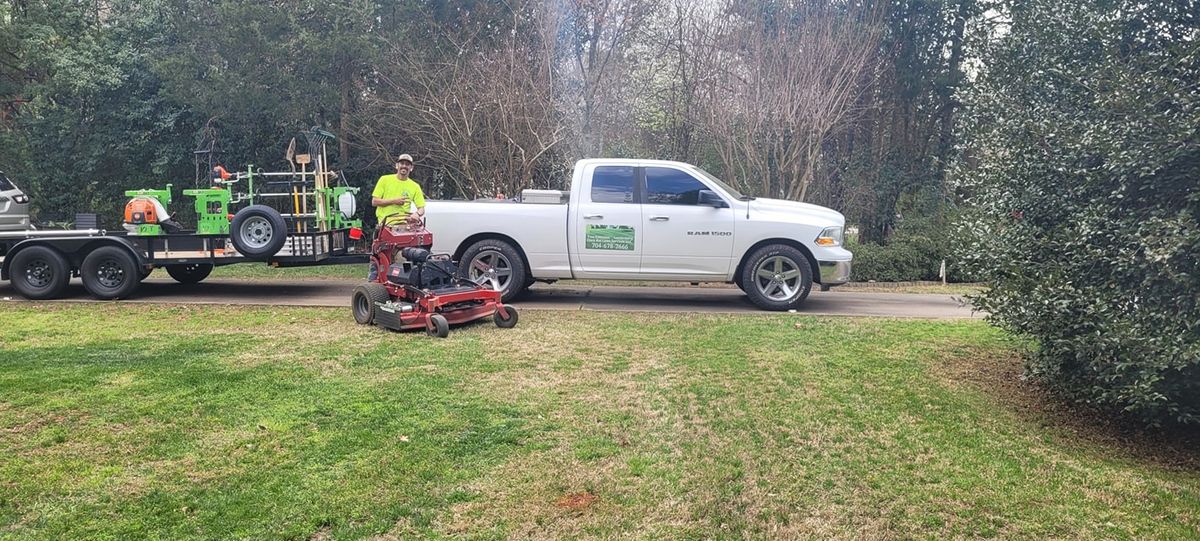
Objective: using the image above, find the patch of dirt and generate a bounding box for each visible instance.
[555,491,598,510]
[308,525,332,541]
[928,340,1200,471]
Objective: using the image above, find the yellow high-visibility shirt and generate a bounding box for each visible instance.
[372,175,425,223]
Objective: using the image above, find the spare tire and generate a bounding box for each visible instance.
[230,205,287,258]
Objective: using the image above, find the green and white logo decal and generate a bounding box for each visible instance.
[585,224,635,251]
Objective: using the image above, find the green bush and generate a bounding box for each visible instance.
[847,235,945,282]
[848,196,968,282]
[955,2,1199,425]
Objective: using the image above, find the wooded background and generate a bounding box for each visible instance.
[0,0,985,266]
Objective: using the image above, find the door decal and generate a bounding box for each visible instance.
[585,224,636,250]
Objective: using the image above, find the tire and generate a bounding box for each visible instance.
[9,245,71,300]
[426,313,450,338]
[351,282,390,325]
[459,239,528,303]
[165,263,213,284]
[81,245,141,300]
[740,244,814,311]
[139,266,154,280]
[493,305,519,329]
[230,205,288,258]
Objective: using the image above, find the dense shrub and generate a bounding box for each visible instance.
[955,1,1200,425]
[849,197,968,282]
[848,234,946,282]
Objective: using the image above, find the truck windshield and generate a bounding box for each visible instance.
[0,173,14,192]
[689,166,746,200]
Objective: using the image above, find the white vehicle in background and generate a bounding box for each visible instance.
[426,159,851,311]
[0,171,32,231]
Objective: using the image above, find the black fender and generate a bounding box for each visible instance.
[2,236,147,281]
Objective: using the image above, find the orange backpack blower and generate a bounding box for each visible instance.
[124,197,159,224]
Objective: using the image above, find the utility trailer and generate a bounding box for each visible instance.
[1,128,370,300]
[0,226,368,300]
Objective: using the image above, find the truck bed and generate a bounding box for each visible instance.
[424,199,572,278]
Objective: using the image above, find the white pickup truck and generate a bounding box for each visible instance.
[425,159,851,311]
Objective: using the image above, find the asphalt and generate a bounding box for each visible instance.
[0,278,982,318]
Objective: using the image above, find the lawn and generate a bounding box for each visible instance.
[1,305,1196,540]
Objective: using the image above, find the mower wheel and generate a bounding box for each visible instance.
[9,245,71,300]
[81,245,141,300]
[493,305,519,328]
[230,205,287,258]
[427,313,450,338]
[352,282,390,325]
[166,263,213,284]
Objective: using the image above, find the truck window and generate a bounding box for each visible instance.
[645,167,707,205]
[591,166,635,203]
[0,173,14,192]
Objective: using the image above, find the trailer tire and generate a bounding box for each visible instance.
[459,239,528,303]
[81,246,141,300]
[740,243,813,311]
[230,205,287,258]
[166,263,214,284]
[352,282,390,325]
[9,245,71,300]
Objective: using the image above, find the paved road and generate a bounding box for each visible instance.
[1,278,982,318]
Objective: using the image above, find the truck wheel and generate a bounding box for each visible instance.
[740,244,813,311]
[460,239,528,302]
[352,282,390,325]
[81,246,141,300]
[426,313,450,338]
[165,263,213,284]
[230,205,287,258]
[9,245,71,300]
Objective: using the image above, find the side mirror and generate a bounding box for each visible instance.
[698,190,729,208]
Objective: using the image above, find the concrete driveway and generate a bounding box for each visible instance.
[1,278,982,318]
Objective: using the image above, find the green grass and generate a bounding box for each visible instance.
[1,305,1196,540]
[153,263,371,281]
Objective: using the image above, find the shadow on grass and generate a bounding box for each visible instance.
[934,344,1200,472]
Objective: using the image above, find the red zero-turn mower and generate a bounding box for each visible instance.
[351,219,518,338]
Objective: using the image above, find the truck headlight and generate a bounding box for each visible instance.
[815,226,843,247]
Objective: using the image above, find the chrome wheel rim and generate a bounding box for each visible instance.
[753,255,803,301]
[468,249,512,292]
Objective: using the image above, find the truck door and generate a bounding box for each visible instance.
[639,165,735,277]
[572,164,643,276]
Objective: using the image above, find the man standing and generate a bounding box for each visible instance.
[368,153,426,280]
[372,153,425,225]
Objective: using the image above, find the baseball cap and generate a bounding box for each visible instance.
[396,153,414,163]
